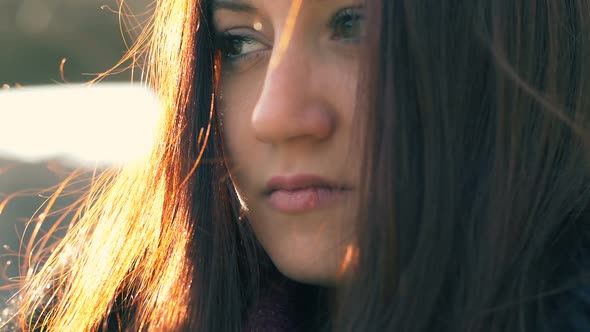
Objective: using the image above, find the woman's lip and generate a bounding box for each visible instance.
[264,174,352,214]
[265,174,350,194]
[267,187,351,214]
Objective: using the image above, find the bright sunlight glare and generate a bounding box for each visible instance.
[0,83,162,166]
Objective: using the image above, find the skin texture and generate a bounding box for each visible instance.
[214,0,363,285]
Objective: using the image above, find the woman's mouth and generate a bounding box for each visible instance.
[268,187,351,213]
[264,174,352,214]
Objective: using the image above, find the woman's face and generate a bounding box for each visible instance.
[213,0,364,285]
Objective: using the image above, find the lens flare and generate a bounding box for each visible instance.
[269,0,303,71]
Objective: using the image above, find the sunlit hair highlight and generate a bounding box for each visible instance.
[10,0,223,330]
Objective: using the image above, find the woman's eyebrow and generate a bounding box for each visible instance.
[211,0,257,13]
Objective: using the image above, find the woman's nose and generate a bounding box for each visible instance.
[250,42,335,145]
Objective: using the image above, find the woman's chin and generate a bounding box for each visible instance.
[265,243,347,287]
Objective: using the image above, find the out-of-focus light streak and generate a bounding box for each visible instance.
[269,0,303,71]
[0,83,162,166]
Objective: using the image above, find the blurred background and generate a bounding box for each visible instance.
[0,0,157,303]
[0,0,148,85]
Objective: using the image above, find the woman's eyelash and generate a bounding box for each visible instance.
[214,32,267,63]
[330,6,366,41]
[215,33,245,57]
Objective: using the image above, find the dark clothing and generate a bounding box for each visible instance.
[243,277,590,332]
[242,277,326,332]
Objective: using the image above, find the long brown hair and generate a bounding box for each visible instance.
[13,0,261,330]
[9,0,590,331]
[337,0,590,331]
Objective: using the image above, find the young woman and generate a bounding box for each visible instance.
[4,0,590,331]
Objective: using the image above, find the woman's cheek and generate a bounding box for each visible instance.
[219,76,264,197]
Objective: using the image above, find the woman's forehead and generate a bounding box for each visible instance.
[211,0,350,11]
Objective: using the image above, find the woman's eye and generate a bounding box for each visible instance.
[330,7,366,42]
[217,33,267,62]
